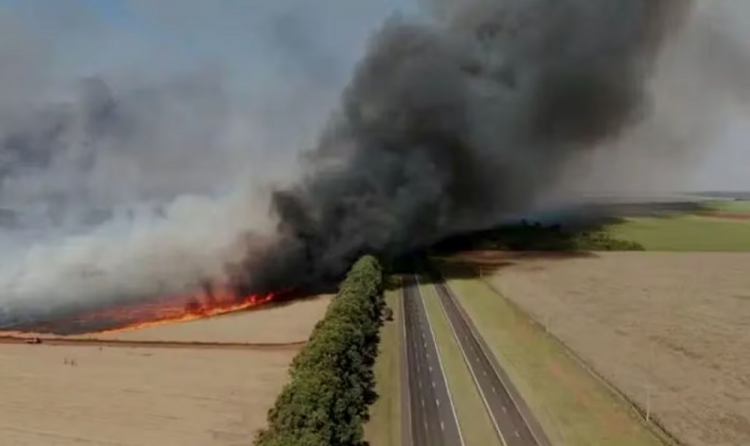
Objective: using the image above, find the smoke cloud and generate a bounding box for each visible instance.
[2,1,750,327]
[242,0,698,291]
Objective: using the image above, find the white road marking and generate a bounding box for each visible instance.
[429,366,433,373]
[515,431,520,438]
[436,398,441,407]
[502,406,507,413]
[441,421,445,431]
[492,386,497,394]
[483,370,488,377]
[421,399,425,408]
[432,380,436,389]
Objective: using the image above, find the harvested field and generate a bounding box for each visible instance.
[0,297,332,445]
[0,344,294,446]
[485,252,750,446]
[88,295,331,343]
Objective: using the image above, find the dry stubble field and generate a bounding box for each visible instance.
[486,252,750,446]
[0,295,333,446]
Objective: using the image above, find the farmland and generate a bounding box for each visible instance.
[0,344,294,446]
[0,296,333,446]
[606,199,750,252]
[485,252,750,446]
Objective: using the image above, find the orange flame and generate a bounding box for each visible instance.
[81,286,277,335]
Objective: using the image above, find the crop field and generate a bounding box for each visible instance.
[0,344,294,446]
[0,296,333,445]
[607,215,750,251]
[485,252,750,446]
[606,200,750,252]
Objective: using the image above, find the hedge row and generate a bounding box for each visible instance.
[255,255,385,446]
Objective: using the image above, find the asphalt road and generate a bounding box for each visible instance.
[434,279,550,446]
[402,275,463,446]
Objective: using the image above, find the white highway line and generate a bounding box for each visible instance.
[414,275,466,446]
[433,281,508,446]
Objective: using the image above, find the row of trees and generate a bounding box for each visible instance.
[255,255,386,446]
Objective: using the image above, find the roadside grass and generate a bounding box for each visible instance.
[418,281,502,446]
[447,277,668,446]
[608,216,750,252]
[365,289,402,446]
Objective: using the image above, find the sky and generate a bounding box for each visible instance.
[0,0,748,319]
[0,0,748,193]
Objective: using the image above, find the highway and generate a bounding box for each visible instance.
[402,275,463,446]
[434,279,550,446]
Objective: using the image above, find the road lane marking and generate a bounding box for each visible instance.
[434,281,506,446]
[414,276,465,446]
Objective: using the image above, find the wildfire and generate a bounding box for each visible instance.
[87,286,277,334]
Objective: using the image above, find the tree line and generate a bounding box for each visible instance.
[255,255,385,446]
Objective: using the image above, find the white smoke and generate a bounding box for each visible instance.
[0,0,414,321]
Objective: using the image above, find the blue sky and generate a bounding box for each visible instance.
[0,0,420,87]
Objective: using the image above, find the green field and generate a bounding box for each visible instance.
[419,282,501,446]
[607,216,750,252]
[447,277,668,446]
[365,290,402,446]
[704,199,750,213]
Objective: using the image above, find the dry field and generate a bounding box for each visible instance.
[0,345,293,445]
[92,295,332,343]
[485,252,750,446]
[0,296,332,445]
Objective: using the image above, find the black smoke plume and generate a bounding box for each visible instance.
[244,0,692,292]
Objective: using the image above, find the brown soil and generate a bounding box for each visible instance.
[482,252,750,446]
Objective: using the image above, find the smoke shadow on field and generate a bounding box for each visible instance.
[419,250,600,286]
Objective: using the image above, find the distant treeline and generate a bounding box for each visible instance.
[255,255,385,446]
[434,220,644,253]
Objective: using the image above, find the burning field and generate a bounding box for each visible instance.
[0,284,280,336]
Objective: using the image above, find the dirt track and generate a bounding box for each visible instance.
[0,334,305,351]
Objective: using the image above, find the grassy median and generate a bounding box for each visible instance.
[418,282,502,446]
[365,289,402,446]
[448,277,668,446]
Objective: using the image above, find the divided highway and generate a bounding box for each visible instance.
[402,275,463,446]
[433,278,550,446]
